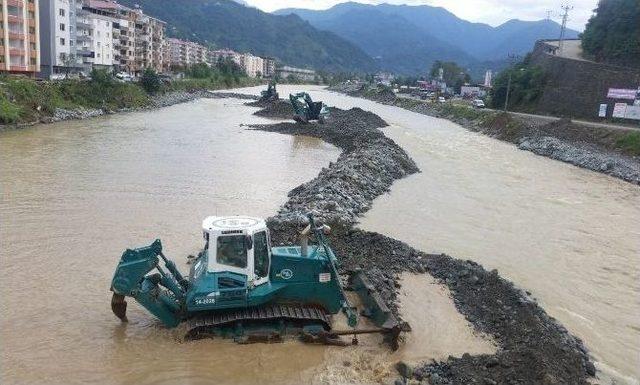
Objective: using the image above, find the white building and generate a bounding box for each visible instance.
[484,70,493,87]
[276,65,316,82]
[240,53,263,78]
[90,13,115,68]
[39,0,81,78]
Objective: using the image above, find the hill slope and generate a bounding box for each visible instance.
[313,8,478,74]
[276,2,580,63]
[118,0,377,73]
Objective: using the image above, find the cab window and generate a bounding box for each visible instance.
[253,231,269,278]
[216,235,247,268]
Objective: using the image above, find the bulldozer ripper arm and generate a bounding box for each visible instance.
[110,239,185,327]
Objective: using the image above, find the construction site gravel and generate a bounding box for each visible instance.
[235,96,597,385]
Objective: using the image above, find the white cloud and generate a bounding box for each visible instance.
[245,0,597,30]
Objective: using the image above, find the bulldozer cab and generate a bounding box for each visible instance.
[202,216,271,287]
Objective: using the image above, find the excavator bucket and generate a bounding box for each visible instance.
[111,293,128,322]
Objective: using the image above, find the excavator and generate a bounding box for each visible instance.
[110,214,405,348]
[289,92,329,124]
[259,81,279,102]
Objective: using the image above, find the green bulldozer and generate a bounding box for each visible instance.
[289,92,329,124]
[110,214,405,348]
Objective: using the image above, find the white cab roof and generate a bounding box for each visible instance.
[202,216,266,234]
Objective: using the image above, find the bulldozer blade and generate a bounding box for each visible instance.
[111,293,128,322]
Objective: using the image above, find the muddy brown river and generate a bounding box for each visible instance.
[1,86,639,385]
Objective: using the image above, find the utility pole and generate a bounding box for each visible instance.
[558,4,573,56]
[504,54,520,112]
[546,10,552,21]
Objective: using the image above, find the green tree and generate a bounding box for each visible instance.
[429,61,471,92]
[490,61,547,110]
[140,67,162,94]
[582,0,640,68]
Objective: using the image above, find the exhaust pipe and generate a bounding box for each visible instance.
[300,224,311,257]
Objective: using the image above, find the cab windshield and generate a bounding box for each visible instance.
[216,235,247,268]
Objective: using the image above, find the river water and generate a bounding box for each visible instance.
[2,86,639,385]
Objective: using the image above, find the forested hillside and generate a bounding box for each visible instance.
[582,0,640,68]
[117,0,377,73]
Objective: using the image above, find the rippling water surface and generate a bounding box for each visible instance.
[2,86,639,385]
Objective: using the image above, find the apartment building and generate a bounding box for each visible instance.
[276,65,316,82]
[39,0,81,78]
[165,37,207,69]
[89,10,114,69]
[36,0,165,77]
[262,56,275,78]
[240,53,263,78]
[209,48,241,67]
[132,11,163,74]
[1,0,40,75]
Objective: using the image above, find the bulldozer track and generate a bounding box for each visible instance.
[185,304,331,341]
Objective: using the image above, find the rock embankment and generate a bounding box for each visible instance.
[31,90,260,126]
[330,82,640,185]
[39,90,216,124]
[251,106,418,225]
[246,96,594,385]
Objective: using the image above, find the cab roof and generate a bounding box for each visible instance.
[202,216,267,234]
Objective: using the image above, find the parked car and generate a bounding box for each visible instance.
[438,96,446,103]
[115,72,134,82]
[472,99,486,108]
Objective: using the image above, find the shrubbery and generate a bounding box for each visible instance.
[0,64,261,125]
[489,58,547,111]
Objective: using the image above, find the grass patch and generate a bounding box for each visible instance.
[615,131,640,156]
[0,69,261,125]
[0,94,21,124]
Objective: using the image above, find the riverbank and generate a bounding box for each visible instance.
[329,82,640,185]
[242,95,595,385]
[0,75,262,129]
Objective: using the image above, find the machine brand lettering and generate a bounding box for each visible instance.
[279,269,293,280]
[319,273,331,283]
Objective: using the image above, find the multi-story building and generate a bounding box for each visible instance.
[262,56,275,78]
[38,0,165,77]
[240,53,263,78]
[165,37,207,69]
[276,65,316,82]
[89,10,114,69]
[73,0,93,73]
[112,2,136,74]
[209,48,241,67]
[1,0,40,76]
[133,10,164,74]
[39,0,81,78]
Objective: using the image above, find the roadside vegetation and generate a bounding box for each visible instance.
[616,132,640,156]
[581,0,640,68]
[0,60,262,125]
[489,56,547,111]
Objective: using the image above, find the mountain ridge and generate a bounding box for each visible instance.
[117,0,377,73]
[275,2,580,72]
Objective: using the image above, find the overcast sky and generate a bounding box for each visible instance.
[243,0,597,31]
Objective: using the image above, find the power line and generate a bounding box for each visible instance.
[558,4,573,56]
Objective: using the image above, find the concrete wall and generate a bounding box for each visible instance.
[530,40,640,119]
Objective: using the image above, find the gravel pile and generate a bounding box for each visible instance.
[249,99,294,119]
[252,106,418,224]
[249,98,594,385]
